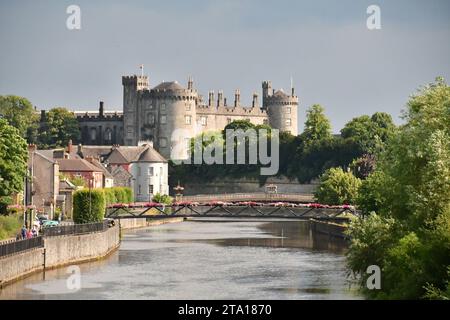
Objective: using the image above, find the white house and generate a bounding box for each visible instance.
[130,144,168,202]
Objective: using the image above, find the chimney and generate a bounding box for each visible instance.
[99,101,104,117]
[187,76,193,90]
[28,144,37,153]
[252,93,259,108]
[208,91,215,107]
[217,90,224,107]
[224,97,227,107]
[77,144,83,156]
[67,139,73,154]
[234,89,240,107]
[291,87,295,96]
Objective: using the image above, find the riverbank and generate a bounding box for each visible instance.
[0,217,184,288]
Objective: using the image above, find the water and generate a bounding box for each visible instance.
[0,219,362,300]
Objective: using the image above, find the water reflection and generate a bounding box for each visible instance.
[0,219,361,300]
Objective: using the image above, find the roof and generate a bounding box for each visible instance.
[153,81,185,91]
[273,89,289,98]
[59,179,77,190]
[78,146,113,160]
[57,159,103,172]
[135,146,167,163]
[88,158,114,179]
[106,146,146,164]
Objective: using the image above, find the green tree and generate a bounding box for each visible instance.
[301,104,332,146]
[73,189,105,223]
[314,167,362,205]
[38,107,80,148]
[152,193,173,205]
[347,78,450,299]
[0,95,38,141]
[341,112,395,154]
[0,119,28,214]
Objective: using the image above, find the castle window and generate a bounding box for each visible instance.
[148,113,155,125]
[263,119,269,125]
[161,103,166,111]
[160,115,167,124]
[185,115,192,125]
[105,128,112,141]
[90,128,97,141]
[286,119,292,126]
[160,137,168,147]
[200,116,207,126]
[227,118,232,124]
[286,107,291,114]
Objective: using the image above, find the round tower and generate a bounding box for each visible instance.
[150,80,198,160]
[263,82,298,135]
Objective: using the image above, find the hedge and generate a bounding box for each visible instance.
[102,187,133,206]
[73,189,106,223]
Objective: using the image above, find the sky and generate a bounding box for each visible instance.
[0,0,449,133]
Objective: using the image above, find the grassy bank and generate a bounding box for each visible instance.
[0,215,22,240]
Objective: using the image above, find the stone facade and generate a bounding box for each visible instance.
[40,73,300,160]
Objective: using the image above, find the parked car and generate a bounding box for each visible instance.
[42,220,59,228]
[104,218,115,228]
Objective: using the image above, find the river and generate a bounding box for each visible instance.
[0,219,362,300]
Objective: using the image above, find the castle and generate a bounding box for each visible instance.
[72,72,299,159]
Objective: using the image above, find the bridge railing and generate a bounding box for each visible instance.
[182,193,315,203]
[41,221,109,237]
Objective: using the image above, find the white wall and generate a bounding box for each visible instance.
[130,162,169,202]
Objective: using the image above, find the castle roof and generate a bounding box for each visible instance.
[273,89,289,98]
[153,81,185,91]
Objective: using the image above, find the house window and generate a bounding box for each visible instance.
[138,185,141,195]
[185,115,192,125]
[286,107,291,114]
[160,137,168,147]
[148,167,154,176]
[160,115,167,124]
[286,119,291,126]
[137,167,141,176]
[200,116,207,126]
[149,184,154,195]
[160,167,163,177]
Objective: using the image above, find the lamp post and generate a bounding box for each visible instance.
[89,177,94,218]
[174,182,184,203]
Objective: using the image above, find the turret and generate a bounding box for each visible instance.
[234,89,240,107]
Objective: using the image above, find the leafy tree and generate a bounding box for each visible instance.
[0,119,28,214]
[347,78,450,299]
[314,167,362,205]
[350,154,376,179]
[341,112,395,154]
[0,95,38,142]
[301,104,332,146]
[38,107,80,148]
[152,193,173,205]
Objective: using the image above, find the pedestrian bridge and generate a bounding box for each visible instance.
[105,198,357,222]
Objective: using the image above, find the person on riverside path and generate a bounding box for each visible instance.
[21,225,27,240]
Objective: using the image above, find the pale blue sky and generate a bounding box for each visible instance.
[1,0,449,132]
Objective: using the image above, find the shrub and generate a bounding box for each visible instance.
[152,193,173,205]
[0,214,22,240]
[101,187,133,206]
[314,167,362,205]
[73,189,105,223]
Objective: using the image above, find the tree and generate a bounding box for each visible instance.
[73,189,105,223]
[301,104,332,146]
[341,112,395,154]
[0,119,28,214]
[347,78,450,299]
[0,95,38,141]
[314,167,362,205]
[38,107,80,148]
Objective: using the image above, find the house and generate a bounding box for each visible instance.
[57,158,103,189]
[27,144,60,217]
[130,145,169,202]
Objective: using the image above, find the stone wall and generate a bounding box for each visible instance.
[180,176,318,195]
[0,226,120,287]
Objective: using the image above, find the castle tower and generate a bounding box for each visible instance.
[263,81,298,135]
[122,75,149,145]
